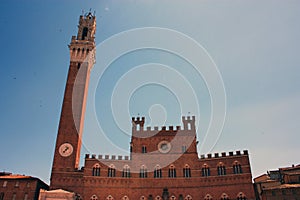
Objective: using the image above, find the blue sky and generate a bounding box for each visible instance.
[0,0,300,184]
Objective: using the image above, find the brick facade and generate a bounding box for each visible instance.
[0,173,48,200]
[50,13,255,200]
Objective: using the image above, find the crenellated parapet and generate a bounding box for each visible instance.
[200,150,249,159]
[131,116,196,137]
[85,154,130,161]
[69,12,96,65]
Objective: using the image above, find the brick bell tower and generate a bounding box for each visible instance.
[50,12,96,191]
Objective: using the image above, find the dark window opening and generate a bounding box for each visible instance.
[202,166,210,177]
[82,27,88,40]
[142,146,147,153]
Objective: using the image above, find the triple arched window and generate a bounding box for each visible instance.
[233,161,243,174]
[108,165,116,177]
[140,165,147,178]
[90,195,98,200]
[154,165,162,178]
[92,164,100,176]
[220,193,229,200]
[237,192,247,200]
[168,165,176,178]
[204,194,212,200]
[122,165,130,178]
[183,165,191,178]
[201,164,210,177]
[217,162,226,176]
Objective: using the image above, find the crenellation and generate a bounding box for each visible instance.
[132,116,195,134]
[199,150,250,159]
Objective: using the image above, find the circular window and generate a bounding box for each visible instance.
[158,141,171,153]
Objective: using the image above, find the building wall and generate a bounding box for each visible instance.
[0,176,48,200]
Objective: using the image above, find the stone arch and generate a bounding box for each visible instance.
[220,193,229,200]
[204,194,212,200]
[155,196,162,200]
[140,196,146,200]
[90,195,98,200]
[237,192,247,200]
[122,195,129,200]
[106,195,114,200]
[185,194,192,200]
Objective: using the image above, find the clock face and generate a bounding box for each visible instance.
[59,143,73,157]
[158,141,171,154]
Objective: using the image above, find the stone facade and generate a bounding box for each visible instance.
[50,13,255,200]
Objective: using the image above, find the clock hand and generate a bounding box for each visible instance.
[63,146,69,153]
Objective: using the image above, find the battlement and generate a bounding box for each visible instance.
[85,154,130,161]
[132,116,196,134]
[200,150,249,159]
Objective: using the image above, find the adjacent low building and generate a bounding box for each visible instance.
[254,164,300,200]
[0,172,48,200]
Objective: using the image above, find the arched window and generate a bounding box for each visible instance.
[155,196,162,200]
[75,194,82,200]
[185,195,192,200]
[82,27,88,40]
[237,192,247,200]
[106,195,114,200]
[201,164,210,177]
[204,194,212,200]
[233,161,243,174]
[179,194,183,200]
[122,195,129,200]
[217,162,226,176]
[220,193,229,200]
[122,165,130,178]
[168,165,176,178]
[170,195,176,200]
[183,164,191,178]
[154,165,162,178]
[142,145,147,153]
[108,164,116,177]
[90,195,98,200]
[140,165,147,178]
[140,196,146,200]
[92,164,100,176]
[148,195,153,200]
